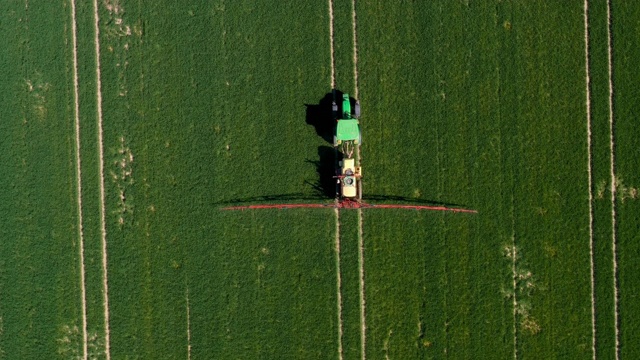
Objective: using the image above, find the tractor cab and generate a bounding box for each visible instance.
[333,93,361,147]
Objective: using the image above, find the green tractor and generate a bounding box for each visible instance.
[332,92,361,150]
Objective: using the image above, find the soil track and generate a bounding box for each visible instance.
[357,208,366,359]
[329,0,336,89]
[351,0,359,99]
[92,0,111,357]
[583,0,597,358]
[510,241,518,360]
[334,207,344,360]
[70,0,89,358]
[186,288,192,360]
[329,0,343,358]
[351,1,366,358]
[606,1,619,358]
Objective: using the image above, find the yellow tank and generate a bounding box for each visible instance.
[340,158,357,198]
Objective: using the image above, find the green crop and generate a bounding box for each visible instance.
[1,1,638,359]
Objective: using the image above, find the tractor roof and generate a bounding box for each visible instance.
[342,94,351,118]
[336,119,359,141]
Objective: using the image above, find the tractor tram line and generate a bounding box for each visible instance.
[333,90,345,360]
[68,0,111,357]
[329,0,366,354]
[69,0,89,357]
[328,1,344,358]
[582,0,597,358]
[92,0,112,356]
[606,0,620,355]
[334,205,344,360]
[332,85,364,358]
[332,0,366,356]
[350,1,367,358]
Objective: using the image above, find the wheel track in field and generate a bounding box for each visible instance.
[329,0,336,91]
[328,0,344,359]
[357,207,365,360]
[510,234,518,360]
[351,0,359,100]
[92,0,111,358]
[583,1,597,358]
[334,207,344,360]
[186,287,192,360]
[69,0,89,358]
[351,1,366,358]
[606,1,619,358]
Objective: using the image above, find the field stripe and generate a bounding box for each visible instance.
[329,1,343,358]
[583,0,597,358]
[510,227,518,360]
[334,208,344,360]
[328,0,336,89]
[357,209,366,360]
[351,0,359,99]
[186,287,192,360]
[91,0,111,358]
[351,1,366,359]
[70,0,89,358]
[606,0,619,358]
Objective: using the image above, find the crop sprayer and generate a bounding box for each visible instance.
[222,90,477,214]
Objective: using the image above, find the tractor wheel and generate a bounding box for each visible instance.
[332,101,338,118]
[333,135,338,147]
[354,101,361,118]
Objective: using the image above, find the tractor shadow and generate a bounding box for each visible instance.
[362,194,461,207]
[215,146,338,206]
[304,90,344,199]
[305,91,337,144]
[213,193,328,205]
[305,146,339,199]
[305,90,357,144]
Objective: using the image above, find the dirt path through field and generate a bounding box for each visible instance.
[351,1,366,359]
[329,0,336,89]
[186,287,192,360]
[606,1,619,358]
[334,207,344,360]
[70,0,89,358]
[351,0,359,100]
[357,208,365,360]
[582,1,597,358]
[92,0,111,358]
[329,1,343,358]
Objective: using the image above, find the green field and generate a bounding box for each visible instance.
[1,0,639,359]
